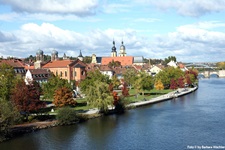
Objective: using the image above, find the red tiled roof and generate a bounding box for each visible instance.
[42,60,74,68]
[29,69,50,75]
[101,56,133,66]
[99,65,113,71]
[0,59,25,68]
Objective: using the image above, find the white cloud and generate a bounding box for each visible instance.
[1,22,225,62]
[0,0,99,17]
[102,3,131,14]
[0,23,148,58]
[136,0,225,17]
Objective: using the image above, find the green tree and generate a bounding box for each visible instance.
[0,63,16,101]
[123,68,137,87]
[163,56,177,65]
[42,74,71,100]
[56,107,79,125]
[79,70,110,93]
[85,81,113,113]
[0,101,20,140]
[110,75,120,89]
[83,56,92,64]
[155,67,184,88]
[133,71,153,95]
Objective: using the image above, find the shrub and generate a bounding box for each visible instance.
[56,107,79,125]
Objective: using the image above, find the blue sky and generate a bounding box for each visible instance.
[1,0,225,62]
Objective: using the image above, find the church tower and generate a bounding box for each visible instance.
[119,41,126,57]
[111,40,117,57]
[78,50,84,61]
[34,49,44,69]
[51,50,58,61]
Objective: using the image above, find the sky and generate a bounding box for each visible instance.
[1,0,225,62]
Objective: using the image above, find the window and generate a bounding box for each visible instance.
[60,71,63,77]
[74,71,76,77]
[65,71,67,77]
[56,71,58,76]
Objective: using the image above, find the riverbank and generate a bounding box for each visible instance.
[127,86,198,108]
[1,86,197,143]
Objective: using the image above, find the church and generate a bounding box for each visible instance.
[91,40,144,66]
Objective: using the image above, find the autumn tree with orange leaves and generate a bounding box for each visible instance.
[53,87,76,107]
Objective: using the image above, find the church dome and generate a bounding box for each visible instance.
[36,49,43,55]
[52,50,58,55]
[111,40,116,52]
[120,41,125,50]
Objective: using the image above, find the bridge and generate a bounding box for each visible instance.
[185,63,217,69]
[198,70,225,78]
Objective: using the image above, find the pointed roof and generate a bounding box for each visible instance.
[78,50,83,57]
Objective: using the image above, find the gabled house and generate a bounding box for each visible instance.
[167,60,177,68]
[42,59,86,82]
[99,65,114,79]
[25,69,51,85]
[0,59,26,78]
[150,65,164,76]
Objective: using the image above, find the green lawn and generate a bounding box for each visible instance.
[42,88,173,113]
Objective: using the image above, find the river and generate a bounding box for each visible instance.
[1,78,225,150]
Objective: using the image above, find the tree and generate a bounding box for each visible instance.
[177,77,184,88]
[11,80,46,121]
[108,60,121,67]
[83,56,92,64]
[170,79,177,90]
[155,67,184,88]
[80,69,110,93]
[110,75,120,89]
[0,101,20,139]
[123,68,137,87]
[42,74,71,100]
[85,81,113,113]
[163,56,177,65]
[0,63,16,102]
[133,71,153,95]
[154,79,164,90]
[56,107,79,125]
[121,82,129,97]
[53,87,76,107]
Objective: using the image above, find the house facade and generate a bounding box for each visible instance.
[42,59,86,82]
[25,69,51,84]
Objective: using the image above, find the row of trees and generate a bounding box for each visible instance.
[79,67,198,114]
[0,63,78,138]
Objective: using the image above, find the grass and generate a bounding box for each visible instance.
[41,88,173,113]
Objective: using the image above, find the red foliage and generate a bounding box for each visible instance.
[112,91,120,106]
[11,81,46,114]
[177,77,184,88]
[122,82,129,96]
[185,74,192,85]
[170,78,177,90]
[185,69,198,79]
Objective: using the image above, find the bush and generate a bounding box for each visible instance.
[56,107,79,125]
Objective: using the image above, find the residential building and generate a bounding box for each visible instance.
[25,69,51,85]
[42,59,86,82]
[0,59,26,78]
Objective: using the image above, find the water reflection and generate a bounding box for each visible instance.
[1,78,225,150]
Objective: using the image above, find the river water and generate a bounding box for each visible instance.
[1,78,225,150]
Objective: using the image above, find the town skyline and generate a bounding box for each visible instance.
[1,0,225,62]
